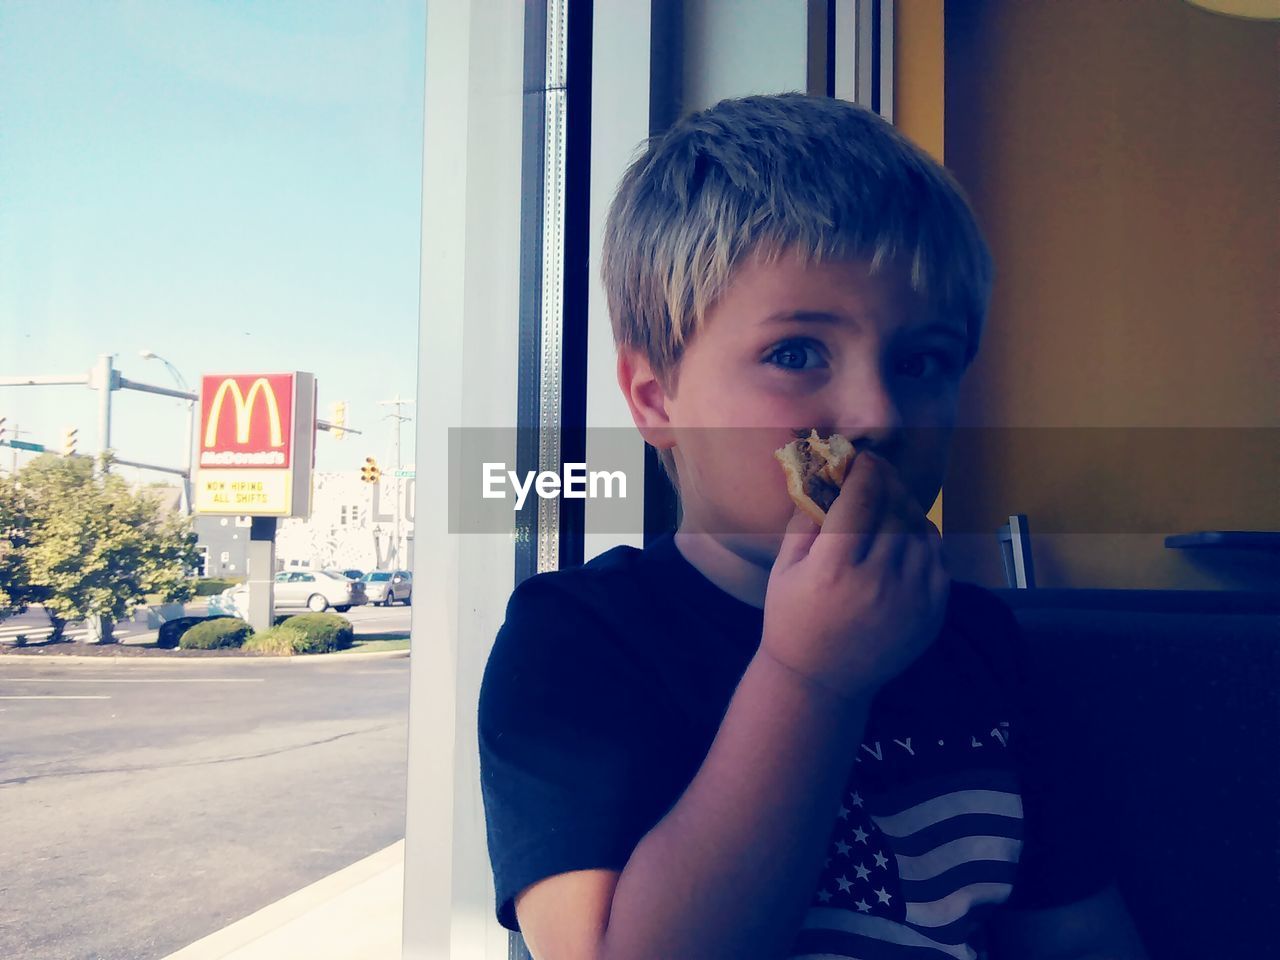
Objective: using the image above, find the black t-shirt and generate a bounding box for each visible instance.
[478,532,1117,955]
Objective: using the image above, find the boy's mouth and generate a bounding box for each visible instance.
[774,429,857,523]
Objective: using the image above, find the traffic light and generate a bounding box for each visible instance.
[63,427,78,457]
[360,456,381,484]
[331,401,347,440]
[0,416,7,444]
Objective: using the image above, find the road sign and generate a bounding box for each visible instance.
[394,469,415,478]
[5,440,45,452]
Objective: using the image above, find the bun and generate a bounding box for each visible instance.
[774,429,857,525]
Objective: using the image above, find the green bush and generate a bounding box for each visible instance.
[242,626,310,656]
[180,617,253,650]
[277,612,354,654]
[157,615,221,649]
[193,577,244,597]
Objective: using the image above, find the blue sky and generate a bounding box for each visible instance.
[0,0,425,481]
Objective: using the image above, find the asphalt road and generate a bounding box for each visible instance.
[0,655,409,960]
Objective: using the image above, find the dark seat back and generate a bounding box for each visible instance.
[994,589,1279,959]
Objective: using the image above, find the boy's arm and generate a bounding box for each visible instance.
[516,646,876,960]
[986,882,1150,960]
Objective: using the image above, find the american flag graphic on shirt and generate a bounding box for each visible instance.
[788,723,1022,960]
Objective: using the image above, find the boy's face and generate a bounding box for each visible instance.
[622,249,969,565]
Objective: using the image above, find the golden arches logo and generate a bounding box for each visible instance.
[203,378,285,449]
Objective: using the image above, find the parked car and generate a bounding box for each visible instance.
[333,568,364,581]
[361,570,412,606]
[208,590,245,618]
[222,570,368,614]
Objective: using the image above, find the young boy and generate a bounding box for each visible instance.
[479,94,1147,960]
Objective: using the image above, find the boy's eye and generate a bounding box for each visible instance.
[897,351,960,380]
[764,339,826,371]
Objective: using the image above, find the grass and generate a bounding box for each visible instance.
[332,638,411,655]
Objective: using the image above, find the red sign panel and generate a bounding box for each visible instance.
[199,373,294,469]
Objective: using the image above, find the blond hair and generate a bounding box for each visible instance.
[602,93,994,489]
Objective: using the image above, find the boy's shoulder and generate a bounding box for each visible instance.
[484,541,656,674]
[501,540,650,625]
[479,541,668,731]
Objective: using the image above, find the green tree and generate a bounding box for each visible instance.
[6,454,200,642]
[0,471,37,619]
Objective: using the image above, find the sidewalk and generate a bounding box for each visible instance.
[162,841,404,960]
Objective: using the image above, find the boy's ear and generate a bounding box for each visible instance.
[616,348,676,451]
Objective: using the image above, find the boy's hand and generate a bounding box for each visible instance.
[760,451,951,703]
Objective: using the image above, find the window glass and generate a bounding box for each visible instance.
[0,4,423,957]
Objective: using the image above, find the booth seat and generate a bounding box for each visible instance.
[993,588,1280,959]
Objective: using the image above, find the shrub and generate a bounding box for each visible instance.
[277,612,354,654]
[180,617,252,650]
[157,615,219,649]
[193,577,244,597]
[242,626,309,656]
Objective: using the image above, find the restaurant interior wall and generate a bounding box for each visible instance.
[941,0,1278,591]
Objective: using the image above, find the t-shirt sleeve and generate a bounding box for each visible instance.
[478,574,663,932]
[976,590,1120,912]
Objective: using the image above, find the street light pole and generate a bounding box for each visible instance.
[94,358,114,471]
[140,350,194,514]
[378,396,413,569]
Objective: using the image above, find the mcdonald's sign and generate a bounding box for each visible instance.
[195,372,316,518]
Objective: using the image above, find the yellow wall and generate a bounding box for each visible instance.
[894,0,947,533]
[941,0,1278,590]
[894,0,945,162]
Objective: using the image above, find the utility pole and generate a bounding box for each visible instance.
[89,354,115,471]
[377,396,413,568]
[1,422,40,474]
[3,357,194,484]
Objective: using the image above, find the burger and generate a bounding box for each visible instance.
[774,429,857,525]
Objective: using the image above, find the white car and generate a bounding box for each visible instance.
[361,570,413,606]
[219,571,368,615]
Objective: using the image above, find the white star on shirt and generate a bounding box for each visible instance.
[817,889,832,904]
[836,875,854,893]
[837,804,850,819]
[853,862,871,881]
[875,887,892,905]
[854,898,872,913]
[873,851,889,869]
[849,791,864,807]
[834,839,852,856]
[852,825,869,844]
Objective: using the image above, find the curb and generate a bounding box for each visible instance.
[0,648,409,666]
[161,840,404,960]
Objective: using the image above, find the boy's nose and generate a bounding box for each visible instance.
[827,376,904,448]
